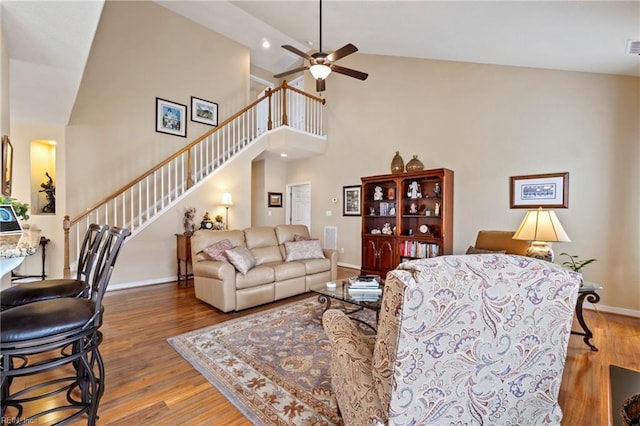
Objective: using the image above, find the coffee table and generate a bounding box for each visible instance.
[310,279,383,331]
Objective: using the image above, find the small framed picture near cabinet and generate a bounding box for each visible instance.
[156,97,187,137]
[2,135,13,196]
[343,185,362,216]
[191,96,218,126]
[268,192,283,208]
[510,172,569,208]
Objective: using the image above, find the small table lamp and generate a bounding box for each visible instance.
[221,193,233,230]
[512,207,570,262]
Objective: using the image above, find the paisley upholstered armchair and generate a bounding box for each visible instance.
[322,254,581,425]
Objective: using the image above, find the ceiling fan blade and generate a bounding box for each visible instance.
[281,45,313,61]
[330,64,368,81]
[274,66,309,79]
[327,43,358,62]
[316,79,326,92]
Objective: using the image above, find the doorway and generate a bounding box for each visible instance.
[286,182,311,230]
[250,75,274,135]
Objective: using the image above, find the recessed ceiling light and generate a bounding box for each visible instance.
[305,40,314,47]
[280,153,288,157]
[262,39,271,49]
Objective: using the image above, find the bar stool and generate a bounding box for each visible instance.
[1,224,108,310]
[1,226,131,425]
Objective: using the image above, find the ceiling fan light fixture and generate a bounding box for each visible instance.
[310,64,331,80]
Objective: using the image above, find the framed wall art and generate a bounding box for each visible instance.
[268,192,283,208]
[510,172,569,208]
[156,97,187,137]
[2,135,13,196]
[343,185,362,216]
[191,96,218,126]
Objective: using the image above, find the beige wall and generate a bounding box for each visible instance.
[252,157,287,227]
[65,0,250,214]
[1,6,9,136]
[289,53,639,314]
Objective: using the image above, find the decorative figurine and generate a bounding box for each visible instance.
[435,202,441,216]
[434,182,441,197]
[407,181,422,199]
[214,215,225,230]
[382,223,393,235]
[373,186,384,200]
[369,207,376,216]
[409,202,418,214]
[183,207,196,235]
[39,172,56,214]
[387,187,395,200]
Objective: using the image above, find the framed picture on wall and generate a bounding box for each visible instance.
[343,185,362,216]
[268,192,283,208]
[191,96,218,126]
[2,135,13,196]
[510,172,569,208]
[156,97,187,137]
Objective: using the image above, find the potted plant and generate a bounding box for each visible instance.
[0,196,30,221]
[559,252,597,273]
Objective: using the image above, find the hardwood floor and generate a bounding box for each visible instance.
[6,267,640,425]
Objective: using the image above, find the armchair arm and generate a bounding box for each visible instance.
[322,249,339,279]
[322,309,385,425]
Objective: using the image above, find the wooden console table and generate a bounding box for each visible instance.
[572,281,603,351]
[175,234,193,286]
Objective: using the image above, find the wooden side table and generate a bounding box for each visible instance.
[175,234,193,285]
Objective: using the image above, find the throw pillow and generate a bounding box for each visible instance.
[284,240,325,262]
[465,246,507,255]
[293,234,311,242]
[201,239,233,262]
[225,246,257,275]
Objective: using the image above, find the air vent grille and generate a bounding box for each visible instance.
[627,40,640,55]
[324,226,337,250]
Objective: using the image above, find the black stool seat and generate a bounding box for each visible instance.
[1,279,85,310]
[1,298,98,343]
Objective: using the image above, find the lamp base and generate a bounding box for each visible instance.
[525,242,554,262]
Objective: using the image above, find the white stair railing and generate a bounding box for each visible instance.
[63,82,326,276]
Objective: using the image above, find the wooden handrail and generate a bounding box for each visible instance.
[62,81,326,277]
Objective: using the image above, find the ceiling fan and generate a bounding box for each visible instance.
[273,0,368,92]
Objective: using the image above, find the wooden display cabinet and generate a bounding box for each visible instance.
[361,168,454,277]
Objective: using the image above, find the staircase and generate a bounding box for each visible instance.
[62,82,326,276]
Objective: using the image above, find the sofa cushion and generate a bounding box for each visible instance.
[275,224,311,245]
[244,227,279,249]
[225,246,257,275]
[284,240,325,262]
[465,245,506,255]
[299,258,332,275]
[202,239,233,261]
[236,265,275,289]
[191,230,245,262]
[270,261,306,281]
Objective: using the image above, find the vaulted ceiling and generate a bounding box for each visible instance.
[3,0,639,125]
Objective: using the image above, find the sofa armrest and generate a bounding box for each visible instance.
[323,249,339,279]
[192,259,236,281]
[322,309,384,425]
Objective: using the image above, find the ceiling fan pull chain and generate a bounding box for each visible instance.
[318,0,323,54]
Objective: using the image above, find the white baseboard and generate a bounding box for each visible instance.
[107,276,176,292]
[337,262,360,270]
[584,303,640,318]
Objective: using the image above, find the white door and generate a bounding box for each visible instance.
[251,75,273,135]
[287,183,311,230]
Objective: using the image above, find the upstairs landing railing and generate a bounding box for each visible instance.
[63,81,326,277]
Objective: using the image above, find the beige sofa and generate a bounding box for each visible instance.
[190,224,338,312]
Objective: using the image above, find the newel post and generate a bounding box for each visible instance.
[63,215,71,278]
[281,80,289,126]
[266,87,273,130]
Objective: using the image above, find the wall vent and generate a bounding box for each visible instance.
[324,226,337,250]
[626,40,640,55]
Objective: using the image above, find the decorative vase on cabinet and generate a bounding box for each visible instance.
[390,151,404,174]
[405,155,424,172]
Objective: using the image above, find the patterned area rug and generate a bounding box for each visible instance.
[167,296,375,425]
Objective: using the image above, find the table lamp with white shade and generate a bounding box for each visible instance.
[221,193,233,230]
[512,207,570,262]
